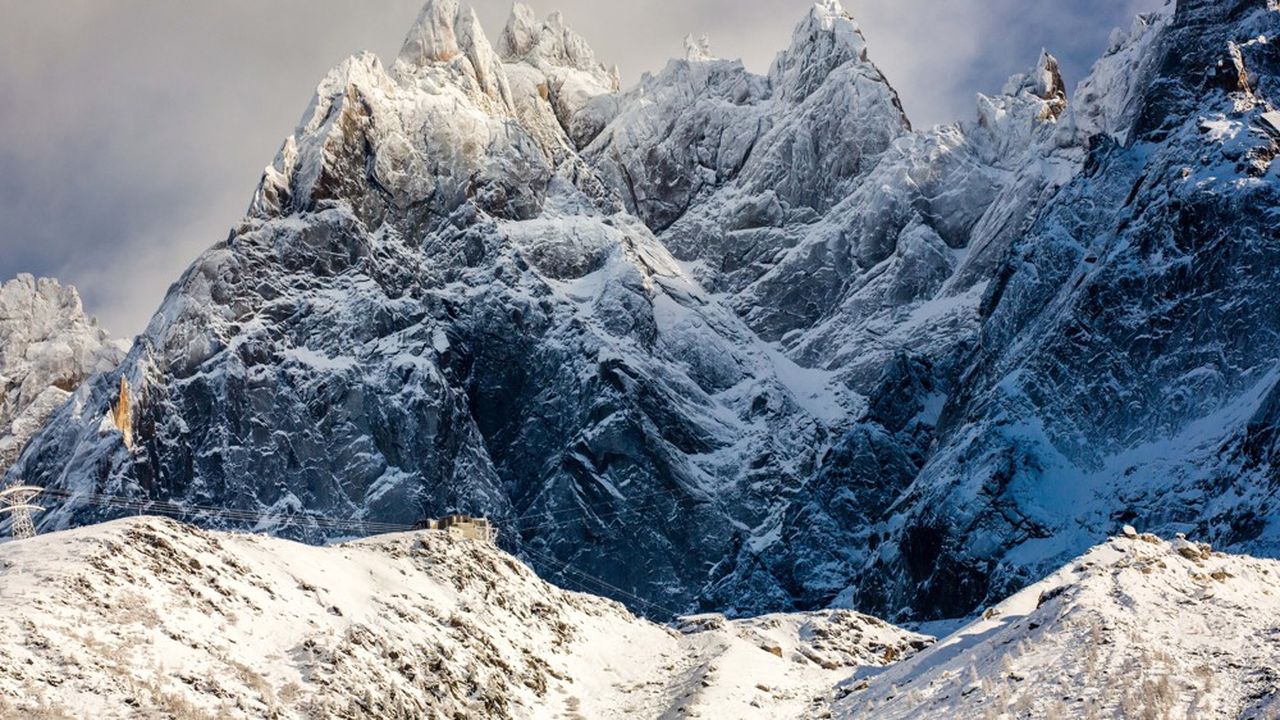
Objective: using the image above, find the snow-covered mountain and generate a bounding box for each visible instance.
[9,0,863,618]
[0,275,125,476]
[9,0,1280,627]
[0,517,927,719]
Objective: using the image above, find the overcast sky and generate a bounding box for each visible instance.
[0,0,1162,338]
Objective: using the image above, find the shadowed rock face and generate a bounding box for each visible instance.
[12,0,1280,623]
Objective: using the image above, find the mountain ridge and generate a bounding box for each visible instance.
[0,516,929,719]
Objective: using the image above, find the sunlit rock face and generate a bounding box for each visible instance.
[14,0,1280,622]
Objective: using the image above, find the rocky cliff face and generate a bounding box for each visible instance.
[12,0,1280,623]
[0,275,124,474]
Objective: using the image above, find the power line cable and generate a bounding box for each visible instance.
[520,545,683,618]
[40,488,411,534]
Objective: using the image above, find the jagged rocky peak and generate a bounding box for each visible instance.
[968,49,1072,158]
[496,2,620,151]
[393,0,514,110]
[498,1,539,58]
[769,0,878,103]
[0,275,124,470]
[253,1,564,228]
[1063,5,1172,144]
[1032,51,1066,103]
[397,0,462,65]
[455,4,516,108]
[1001,50,1067,118]
[595,0,911,266]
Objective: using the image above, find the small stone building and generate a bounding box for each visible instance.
[415,514,497,542]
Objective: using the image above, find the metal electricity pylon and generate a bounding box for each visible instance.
[0,484,44,540]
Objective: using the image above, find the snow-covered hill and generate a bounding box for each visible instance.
[836,529,1280,719]
[3,520,1276,718]
[0,275,124,474]
[0,517,926,719]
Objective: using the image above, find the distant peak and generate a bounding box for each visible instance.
[684,34,714,62]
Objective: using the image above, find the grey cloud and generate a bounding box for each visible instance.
[0,0,1162,338]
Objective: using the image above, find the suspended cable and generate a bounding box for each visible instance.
[520,545,684,618]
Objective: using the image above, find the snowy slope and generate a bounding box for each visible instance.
[0,275,125,474]
[837,530,1280,719]
[0,517,926,719]
[3,519,1276,719]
